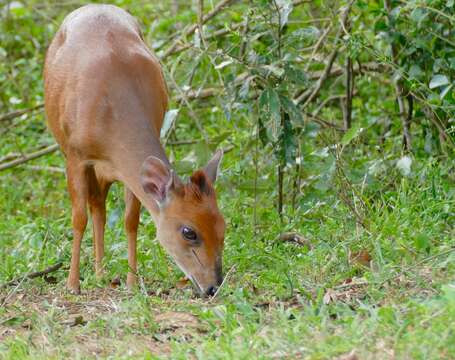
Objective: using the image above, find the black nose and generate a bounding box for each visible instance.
[206,286,217,297]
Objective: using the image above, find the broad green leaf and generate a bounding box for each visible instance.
[160,109,179,139]
[396,155,412,176]
[284,64,308,86]
[429,74,450,89]
[259,88,281,139]
[280,95,302,126]
[268,89,281,137]
[261,65,284,78]
[275,0,293,28]
[440,84,453,99]
[408,65,423,79]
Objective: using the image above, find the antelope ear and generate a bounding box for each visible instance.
[203,149,223,183]
[140,156,181,205]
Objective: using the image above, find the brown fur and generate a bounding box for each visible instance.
[44,4,225,295]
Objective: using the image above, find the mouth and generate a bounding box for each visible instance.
[172,257,205,296]
[188,275,204,296]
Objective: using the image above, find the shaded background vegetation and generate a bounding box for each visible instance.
[0,0,454,358]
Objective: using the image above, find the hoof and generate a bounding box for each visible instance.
[126,273,137,290]
[66,281,81,295]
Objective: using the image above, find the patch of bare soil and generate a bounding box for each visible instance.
[0,285,202,357]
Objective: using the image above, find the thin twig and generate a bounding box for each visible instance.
[297,0,354,107]
[0,104,44,122]
[208,265,236,302]
[23,165,65,174]
[174,88,220,103]
[344,52,353,130]
[0,152,21,163]
[304,26,332,73]
[0,144,60,171]
[384,0,412,151]
[160,0,237,60]
[312,93,347,116]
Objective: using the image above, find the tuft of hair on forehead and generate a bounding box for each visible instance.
[186,170,214,201]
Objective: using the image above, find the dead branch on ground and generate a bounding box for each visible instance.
[1,262,63,289]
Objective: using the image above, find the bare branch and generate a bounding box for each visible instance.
[23,165,65,174]
[0,104,44,122]
[296,0,354,107]
[0,144,60,171]
[161,0,237,60]
[384,0,412,151]
[174,87,220,103]
[1,262,63,289]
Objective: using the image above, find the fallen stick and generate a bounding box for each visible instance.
[1,262,63,289]
[0,144,60,171]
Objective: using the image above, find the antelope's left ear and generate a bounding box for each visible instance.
[203,149,223,183]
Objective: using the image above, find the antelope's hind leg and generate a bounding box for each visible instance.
[87,167,111,279]
[66,160,89,294]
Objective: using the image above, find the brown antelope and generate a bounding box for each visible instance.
[44,4,225,297]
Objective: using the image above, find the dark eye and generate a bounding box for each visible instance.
[182,226,197,241]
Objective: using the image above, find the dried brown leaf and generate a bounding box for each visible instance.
[175,277,190,289]
[278,232,312,248]
[110,276,121,288]
[349,249,372,267]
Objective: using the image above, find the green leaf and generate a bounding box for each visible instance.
[275,0,293,28]
[408,65,423,79]
[414,233,431,253]
[396,155,412,176]
[284,64,308,86]
[341,123,363,146]
[440,84,453,99]
[194,142,211,165]
[210,131,232,148]
[259,88,281,139]
[160,109,179,139]
[429,74,450,89]
[280,95,302,126]
[173,160,195,174]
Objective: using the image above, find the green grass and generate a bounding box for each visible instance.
[1,155,454,359]
[1,0,455,358]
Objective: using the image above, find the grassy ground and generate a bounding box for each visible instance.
[0,154,454,359]
[1,1,454,359]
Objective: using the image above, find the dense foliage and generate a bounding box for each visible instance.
[0,0,454,358]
